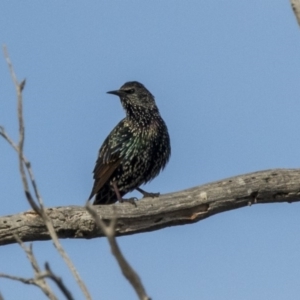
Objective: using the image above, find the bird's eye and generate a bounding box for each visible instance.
[124,88,135,94]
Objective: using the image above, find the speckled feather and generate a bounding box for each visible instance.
[89,81,171,205]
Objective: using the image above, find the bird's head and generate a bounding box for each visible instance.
[107,81,159,121]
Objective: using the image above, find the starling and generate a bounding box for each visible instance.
[89,81,171,205]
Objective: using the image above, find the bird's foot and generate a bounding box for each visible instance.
[112,181,137,207]
[119,197,138,207]
[136,187,160,199]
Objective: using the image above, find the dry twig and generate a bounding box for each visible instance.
[13,234,57,299]
[1,46,92,300]
[86,203,150,300]
[0,273,36,285]
[0,271,57,300]
[0,242,74,300]
[39,263,74,300]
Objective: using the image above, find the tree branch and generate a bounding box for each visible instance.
[0,168,298,246]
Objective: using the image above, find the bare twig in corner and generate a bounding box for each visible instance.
[86,203,151,300]
[13,234,57,299]
[0,270,58,300]
[1,236,74,300]
[39,263,74,300]
[1,46,92,300]
[0,272,59,300]
[40,219,91,300]
[291,0,300,26]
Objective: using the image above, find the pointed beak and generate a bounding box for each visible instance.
[107,89,123,96]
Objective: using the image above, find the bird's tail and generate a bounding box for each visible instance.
[92,184,119,205]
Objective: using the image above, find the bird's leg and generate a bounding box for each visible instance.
[112,181,137,207]
[136,187,160,198]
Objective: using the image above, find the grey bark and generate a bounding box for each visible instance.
[1,168,299,246]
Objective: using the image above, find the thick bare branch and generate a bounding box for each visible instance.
[86,204,150,300]
[0,168,299,246]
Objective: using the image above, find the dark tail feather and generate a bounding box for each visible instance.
[92,184,118,205]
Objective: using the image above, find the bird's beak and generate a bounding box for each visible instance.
[107,89,123,96]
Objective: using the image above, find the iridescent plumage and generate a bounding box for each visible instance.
[89,81,171,205]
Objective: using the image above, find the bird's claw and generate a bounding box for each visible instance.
[136,187,160,199]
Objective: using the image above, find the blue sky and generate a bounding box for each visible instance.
[1,1,300,299]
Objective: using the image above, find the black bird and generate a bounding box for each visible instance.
[89,81,171,205]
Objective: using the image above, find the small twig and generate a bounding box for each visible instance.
[86,202,150,300]
[3,45,28,204]
[3,46,18,86]
[41,214,92,299]
[0,273,57,300]
[0,127,44,214]
[0,272,57,300]
[0,274,35,285]
[13,234,57,299]
[38,263,75,300]
[3,45,42,207]
[5,235,73,300]
[2,46,92,300]
[0,291,4,300]
[0,126,44,210]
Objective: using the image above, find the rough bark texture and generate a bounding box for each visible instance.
[1,168,299,246]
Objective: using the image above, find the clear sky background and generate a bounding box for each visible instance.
[1,1,300,299]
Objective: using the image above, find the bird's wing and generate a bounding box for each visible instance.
[89,120,132,198]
